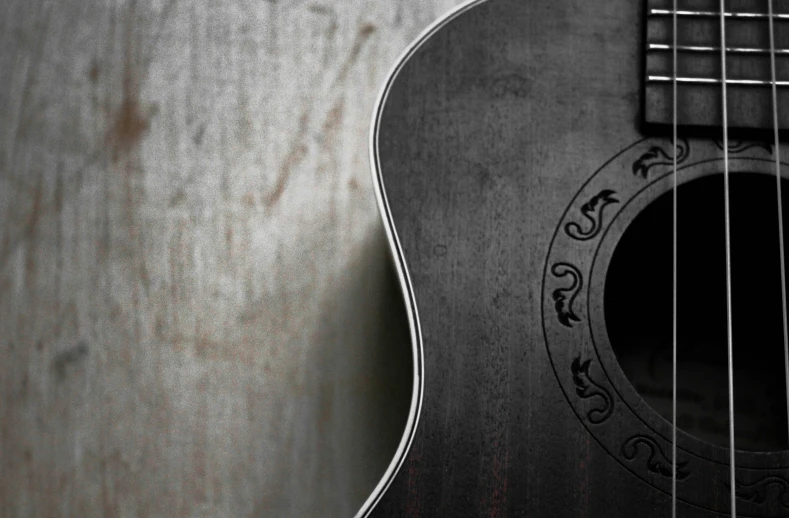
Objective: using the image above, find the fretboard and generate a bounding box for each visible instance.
[643,0,789,138]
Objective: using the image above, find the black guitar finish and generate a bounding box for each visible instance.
[362,0,789,516]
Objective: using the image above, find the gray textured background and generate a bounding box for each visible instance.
[0,0,463,515]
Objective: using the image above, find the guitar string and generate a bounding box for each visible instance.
[719,1,736,515]
[671,0,678,516]
[767,0,789,448]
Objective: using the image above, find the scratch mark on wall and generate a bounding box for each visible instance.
[193,125,205,146]
[308,4,338,41]
[24,179,42,242]
[13,3,52,146]
[265,111,310,208]
[52,341,89,381]
[88,60,100,84]
[141,0,180,74]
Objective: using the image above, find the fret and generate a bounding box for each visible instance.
[649,9,789,20]
[647,75,789,86]
[643,0,789,135]
[648,43,789,55]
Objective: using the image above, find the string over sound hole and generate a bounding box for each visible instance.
[605,172,789,452]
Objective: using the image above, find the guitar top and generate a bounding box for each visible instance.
[363,0,789,516]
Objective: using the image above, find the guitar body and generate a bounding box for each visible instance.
[364,0,789,516]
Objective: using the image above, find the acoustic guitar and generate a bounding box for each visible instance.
[361,0,789,516]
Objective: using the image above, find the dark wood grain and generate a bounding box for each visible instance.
[369,0,789,516]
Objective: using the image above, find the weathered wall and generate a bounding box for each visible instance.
[0,0,463,516]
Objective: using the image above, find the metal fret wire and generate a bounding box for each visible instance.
[719,0,736,515]
[651,9,789,19]
[648,76,789,86]
[671,0,678,515]
[768,0,789,450]
[649,43,789,54]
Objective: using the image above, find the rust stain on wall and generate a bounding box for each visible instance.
[109,95,150,163]
[192,326,255,365]
[107,4,156,165]
[88,60,100,84]
[322,98,344,136]
[333,23,377,87]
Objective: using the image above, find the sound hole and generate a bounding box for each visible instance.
[605,173,789,452]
